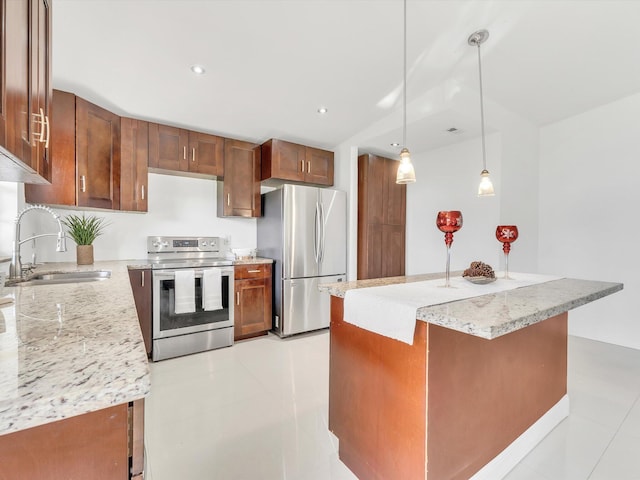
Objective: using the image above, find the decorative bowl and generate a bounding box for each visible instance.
[464,276,497,285]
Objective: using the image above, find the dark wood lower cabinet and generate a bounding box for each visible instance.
[0,400,145,480]
[128,268,152,357]
[234,264,272,341]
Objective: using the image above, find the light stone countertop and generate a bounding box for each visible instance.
[319,273,623,339]
[0,260,150,435]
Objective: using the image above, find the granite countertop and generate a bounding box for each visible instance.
[0,260,150,435]
[319,273,623,340]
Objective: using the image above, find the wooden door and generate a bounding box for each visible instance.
[188,131,224,175]
[304,146,334,185]
[3,0,32,166]
[76,97,121,209]
[121,118,149,212]
[25,90,77,206]
[220,139,260,217]
[235,277,272,339]
[148,123,188,171]
[261,139,305,182]
[128,269,152,356]
[29,0,52,181]
[357,154,406,280]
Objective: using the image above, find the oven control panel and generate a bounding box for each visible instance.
[147,236,225,254]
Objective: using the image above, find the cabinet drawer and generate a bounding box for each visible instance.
[235,264,271,280]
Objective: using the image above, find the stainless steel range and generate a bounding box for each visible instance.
[148,236,234,361]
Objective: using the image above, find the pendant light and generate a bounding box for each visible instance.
[468,29,495,197]
[396,0,416,184]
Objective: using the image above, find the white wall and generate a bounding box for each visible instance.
[21,173,256,263]
[405,134,502,275]
[539,92,640,349]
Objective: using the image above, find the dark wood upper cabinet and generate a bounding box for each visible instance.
[76,97,121,210]
[0,0,51,183]
[188,130,224,176]
[25,90,121,210]
[148,123,188,171]
[357,153,406,280]
[218,139,261,217]
[261,138,334,186]
[121,118,148,212]
[149,123,223,176]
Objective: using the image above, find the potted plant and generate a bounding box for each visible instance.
[61,213,108,265]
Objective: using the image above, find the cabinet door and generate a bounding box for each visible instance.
[3,0,32,166]
[381,224,405,277]
[220,139,260,217]
[384,159,406,226]
[76,97,121,209]
[128,269,152,356]
[24,90,77,206]
[304,146,334,186]
[234,277,272,339]
[121,118,148,212]
[262,139,305,182]
[148,123,188,171]
[188,131,224,176]
[29,0,52,181]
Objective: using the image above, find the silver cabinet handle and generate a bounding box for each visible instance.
[236,292,240,305]
[183,146,187,160]
[43,114,50,149]
[192,147,196,162]
[81,175,86,192]
[307,161,311,173]
[227,193,230,206]
[141,271,145,287]
[301,160,305,173]
[141,185,145,200]
[248,269,261,273]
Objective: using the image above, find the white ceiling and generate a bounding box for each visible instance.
[53,0,640,158]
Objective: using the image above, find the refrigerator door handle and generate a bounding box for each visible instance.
[314,202,321,263]
[319,201,325,264]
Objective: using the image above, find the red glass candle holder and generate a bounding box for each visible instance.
[436,211,463,287]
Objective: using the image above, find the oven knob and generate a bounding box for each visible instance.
[152,241,162,248]
[162,241,169,247]
[202,241,208,247]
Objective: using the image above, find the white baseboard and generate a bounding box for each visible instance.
[469,394,570,480]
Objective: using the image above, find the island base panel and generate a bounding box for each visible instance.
[0,403,129,480]
[427,313,567,480]
[329,295,568,480]
[329,296,427,480]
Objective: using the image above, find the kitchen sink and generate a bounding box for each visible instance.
[13,270,112,286]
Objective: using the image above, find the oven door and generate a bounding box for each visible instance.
[152,267,234,339]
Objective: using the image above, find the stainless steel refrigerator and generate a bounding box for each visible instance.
[257,184,347,337]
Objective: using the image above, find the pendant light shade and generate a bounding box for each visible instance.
[397,148,416,184]
[468,29,495,197]
[396,0,416,184]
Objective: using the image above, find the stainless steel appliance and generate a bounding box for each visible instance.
[257,184,346,337]
[148,236,234,361]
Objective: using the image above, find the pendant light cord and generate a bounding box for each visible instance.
[403,0,407,149]
[476,41,487,171]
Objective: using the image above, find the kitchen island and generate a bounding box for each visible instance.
[0,261,150,479]
[319,273,622,480]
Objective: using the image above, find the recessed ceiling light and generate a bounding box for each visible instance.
[190,64,206,75]
[390,142,400,147]
[317,107,328,114]
[447,127,459,133]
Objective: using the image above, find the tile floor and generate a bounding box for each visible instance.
[145,332,640,480]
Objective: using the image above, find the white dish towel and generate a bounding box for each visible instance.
[202,268,223,311]
[174,269,196,314]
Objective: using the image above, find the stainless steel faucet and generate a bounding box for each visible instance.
[9,205,67,280]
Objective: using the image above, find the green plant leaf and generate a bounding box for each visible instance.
[61,213,108,245]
